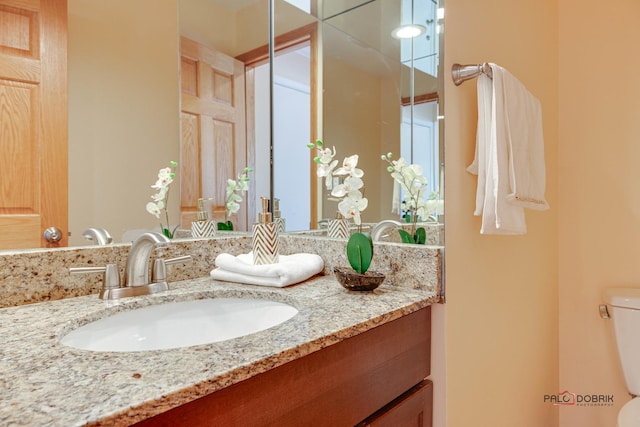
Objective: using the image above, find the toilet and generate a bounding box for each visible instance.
[605,288,640,426]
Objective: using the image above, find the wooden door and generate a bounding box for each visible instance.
[180,37,250,231]
[0,0,68,249]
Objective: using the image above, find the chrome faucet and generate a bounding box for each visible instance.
[70,231,192,300]
[371,219,404,241]
[82,227,113,245]
[123,232,170,286]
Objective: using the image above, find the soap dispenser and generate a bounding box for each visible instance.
[252,197,279,265]
[273,198,286,233]
[191,198,216,238]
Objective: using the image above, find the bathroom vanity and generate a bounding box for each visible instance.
[0,275,436,426]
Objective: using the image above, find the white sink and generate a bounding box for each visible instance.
[60,298,298,352]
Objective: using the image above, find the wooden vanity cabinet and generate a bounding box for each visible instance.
[135,305,431,427]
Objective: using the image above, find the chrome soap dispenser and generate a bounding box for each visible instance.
[191,197,216,238]
[252,197,279,265]
[273,197,286,233]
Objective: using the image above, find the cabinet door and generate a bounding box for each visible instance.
[358,380,433,427]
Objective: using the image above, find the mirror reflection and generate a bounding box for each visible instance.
[0,0,443,251]
[273,0,444,238]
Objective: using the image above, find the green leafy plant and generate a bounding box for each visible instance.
[217,221,234,231]
[346,232,374,274]
[398,227,426,245]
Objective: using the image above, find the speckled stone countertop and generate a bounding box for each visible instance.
[0,275,437,426]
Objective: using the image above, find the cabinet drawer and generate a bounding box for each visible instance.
[357,380,433,427]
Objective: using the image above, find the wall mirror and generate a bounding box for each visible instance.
[272,0,444,235]
[0,0,443,251]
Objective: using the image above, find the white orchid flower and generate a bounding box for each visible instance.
[152,167,174,189]
[308,141,369,222]
[237,177,249,192]
[317,159,338,188]
[331,176,363,198]
[338,191,369,225]
[318,146,336,164]
[151,188,166,202]
[409,163,424,176]
[146,202,161,219]
[334,154,364,178]
[226,201,240,215]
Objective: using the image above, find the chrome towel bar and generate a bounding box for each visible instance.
[451,62,493,86]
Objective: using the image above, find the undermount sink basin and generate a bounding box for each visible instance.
[60,298,298,352]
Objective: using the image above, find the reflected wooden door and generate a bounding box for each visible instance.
[0,0,68,249]
[180,37,249,231]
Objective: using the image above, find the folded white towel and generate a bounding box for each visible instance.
[210,252,325,288]
[467,64,548,235]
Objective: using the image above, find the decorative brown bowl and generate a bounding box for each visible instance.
[333,266,385,292]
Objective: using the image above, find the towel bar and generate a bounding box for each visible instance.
[451,63,493,86]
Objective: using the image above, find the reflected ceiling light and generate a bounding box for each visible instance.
[391,24,427,39]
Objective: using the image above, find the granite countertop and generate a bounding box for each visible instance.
[0,276,437,426]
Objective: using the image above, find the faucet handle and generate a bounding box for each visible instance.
[151,255,193,284]
[69,263,121,298]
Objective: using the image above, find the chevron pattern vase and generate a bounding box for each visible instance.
[252,222,279,265]
[191,220,216,238]
[327,218,350,240]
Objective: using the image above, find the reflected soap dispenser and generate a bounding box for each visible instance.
[191,198,216,238]
[252,197,279,265]
[273,198,286,233]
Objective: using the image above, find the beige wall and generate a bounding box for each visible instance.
[179,0,270,58]
[322,56,385,223]
[179,0,237,55]
[558,0,640,425]
[444,0,559,426]
[68,0,180,244]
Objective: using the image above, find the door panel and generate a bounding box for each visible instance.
[0,0,68,249]
[180,36,249,230]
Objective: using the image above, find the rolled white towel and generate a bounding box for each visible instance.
[210,252,325,288]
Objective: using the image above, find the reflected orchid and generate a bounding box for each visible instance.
[146,161,178,238]
[224,167,253,222]
[334,155,364,178]
[307,140,368,226]
[309,141,338,188]
[381,152,438,244]
[331,176,363,198]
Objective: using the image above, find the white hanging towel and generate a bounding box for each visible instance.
[466,63,548,235]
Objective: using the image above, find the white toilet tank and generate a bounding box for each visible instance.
[606,288,640,396]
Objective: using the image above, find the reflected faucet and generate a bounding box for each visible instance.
[82,228,113,245]
[371,220,404,242]
[123,232,171,287]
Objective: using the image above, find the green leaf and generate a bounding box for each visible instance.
[162,227,173,239]
[398,229,414,244]
[346,232,373,274]
[217,221,234,231]
[414,227,426,245]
